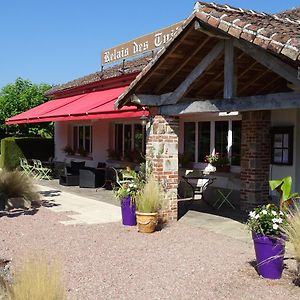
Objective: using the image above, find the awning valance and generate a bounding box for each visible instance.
[6,86,147,124]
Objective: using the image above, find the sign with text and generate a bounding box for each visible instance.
[101,21,183,66]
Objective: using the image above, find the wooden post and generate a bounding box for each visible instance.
[224,39,234,99]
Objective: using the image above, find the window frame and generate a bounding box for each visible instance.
[271,126,293,166]
[114,122,146,158]
[73,125,92,154]
[183,119,241,168]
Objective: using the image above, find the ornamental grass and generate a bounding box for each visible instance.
[6,257,66,300]
[282,205,300,263]
[136,176,161,213]
[0,170,40,208]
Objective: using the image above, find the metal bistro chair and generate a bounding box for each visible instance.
[182,170,215,205]
[101,167,134,190]
[213,175,236,210]
[19,158,36,178]
[32,159,51,180]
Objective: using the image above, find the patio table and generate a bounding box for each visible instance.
[182,173,216,206]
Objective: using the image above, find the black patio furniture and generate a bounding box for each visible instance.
[59,161,86,186]
[182,172,215,206]
[79,166,106,188]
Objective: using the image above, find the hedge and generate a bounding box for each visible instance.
[0,137,54,170]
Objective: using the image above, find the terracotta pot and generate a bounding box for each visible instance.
[136,212,158,233]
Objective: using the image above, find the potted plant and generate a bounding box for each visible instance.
[135,176,161,233]
[247,204,288,279]
[205,153,230,172]
[62,145,75,156]
[113,169,139,226]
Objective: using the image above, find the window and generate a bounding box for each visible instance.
[198,122,210,162]
[215,121,228,156]
[271,127,293,165]
[183,120,241,166]
[73,125,92,153]
[114,123,145,159]
[184,122,195,162]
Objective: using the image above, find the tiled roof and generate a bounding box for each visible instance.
[276,7,300,22]
[45,55,152,96]
[194,2,300,61]
[116,2,300,107]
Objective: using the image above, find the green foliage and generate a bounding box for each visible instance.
[247,204,288,236]
[269,176,300,209]
[0,137,54,170]
[113,168,141,202]
[0,170,40,205]
[0,78,53,137]
[136,176,162,213]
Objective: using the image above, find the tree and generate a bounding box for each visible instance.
[0,78,53,138]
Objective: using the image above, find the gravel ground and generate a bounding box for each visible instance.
[0,208,300,300]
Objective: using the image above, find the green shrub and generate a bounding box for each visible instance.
[0,137,54,170]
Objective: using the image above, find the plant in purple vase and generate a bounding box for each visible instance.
[247,204,288,279]
[113,168,141,226]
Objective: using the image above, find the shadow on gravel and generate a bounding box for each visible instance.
[0,208,39,218]
[39,190,61,198]
[41,199,60,208]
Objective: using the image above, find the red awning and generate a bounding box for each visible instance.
[6,86,147,124]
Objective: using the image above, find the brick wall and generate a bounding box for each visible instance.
[146,115,179,221]
[240,110,271,210]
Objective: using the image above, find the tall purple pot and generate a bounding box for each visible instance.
[252,232,285,279]
[121,196,136,226]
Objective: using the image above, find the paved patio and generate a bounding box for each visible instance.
[36,179,250,242]
[36,181,121,225]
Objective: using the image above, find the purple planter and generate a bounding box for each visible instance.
[252,232,285,279]
[121,196,136,226]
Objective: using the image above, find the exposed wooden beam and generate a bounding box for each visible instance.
[233,39,300,87]
[255,76,282,95]
[159,92,300,115]
[223,39,234,99]
[130,93,171,106]
[194,21,229,39]
[154,36,211,93]
[288,83,300,92]
[138,22,197,87]
[238,69,270,94]
[162,41,224,104]
[237,61,257,79]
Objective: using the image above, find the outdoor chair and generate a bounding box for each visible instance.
[32,159,52,180]
[101,167,133,190]
[59,161,86,186]
[79,167,105,188]
[19,158,37,178]
[182,170,215,205]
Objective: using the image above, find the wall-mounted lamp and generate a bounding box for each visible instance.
[140,115,149,126]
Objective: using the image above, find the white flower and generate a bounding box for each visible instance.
[277,218,283,224]
[126,188,130,192]
[273,224,279,230]
[261,210,267,215]
[249,211,256,219]
[279,211,284,216]
[129,183,133,187]
[255,214,260,219]
[272,218,278,223]
[271,210,277,216]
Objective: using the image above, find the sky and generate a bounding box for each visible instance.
[0,0,299,89]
